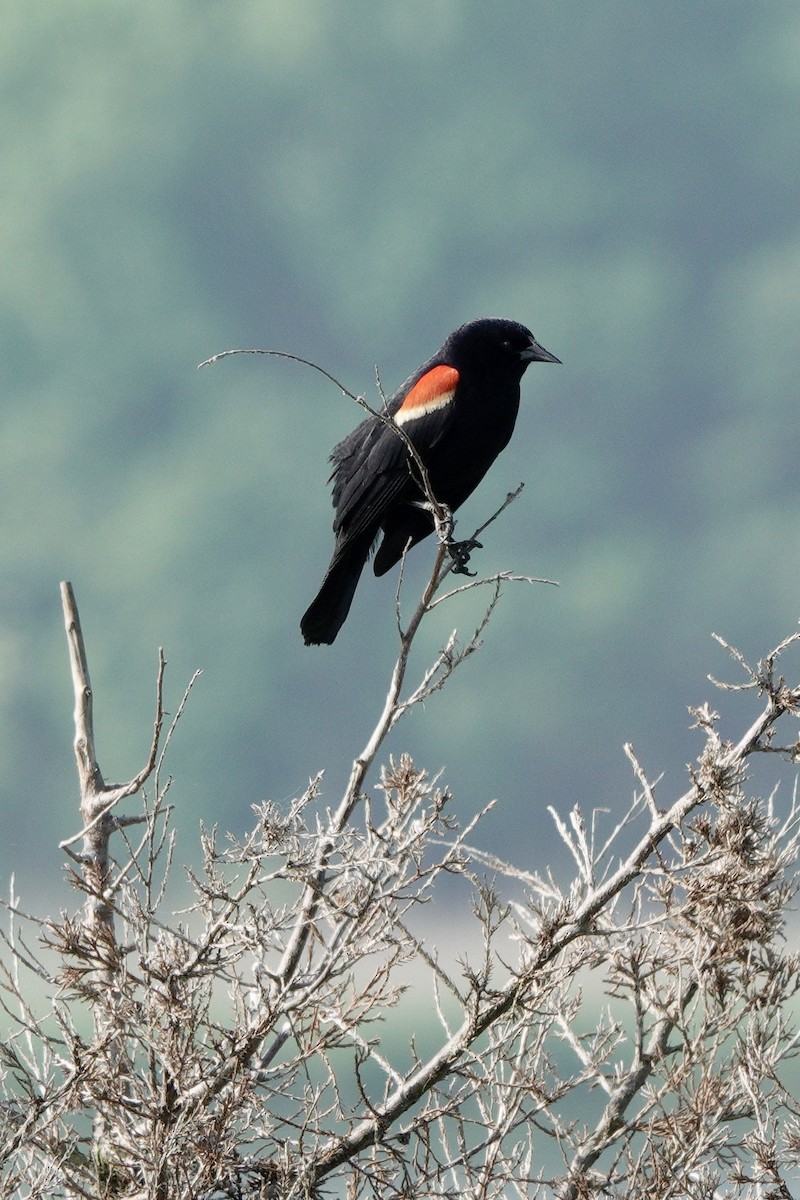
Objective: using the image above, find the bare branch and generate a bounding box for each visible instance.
[4,581,800,1198]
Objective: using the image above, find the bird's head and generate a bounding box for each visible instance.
[444,317,560,375]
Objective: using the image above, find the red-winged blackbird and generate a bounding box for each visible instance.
[301,317,560,645]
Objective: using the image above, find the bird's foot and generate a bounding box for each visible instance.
[447,537,482,576]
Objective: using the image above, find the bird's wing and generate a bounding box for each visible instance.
[329,364,460,544]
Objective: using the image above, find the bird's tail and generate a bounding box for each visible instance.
[301,537,372,645]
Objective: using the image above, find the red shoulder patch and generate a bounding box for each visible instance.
[395,365,459,426]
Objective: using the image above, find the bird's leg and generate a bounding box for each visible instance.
[430,501,454,549]
[415,500,482,576]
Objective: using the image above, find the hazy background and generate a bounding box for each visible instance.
[2,1,798,911]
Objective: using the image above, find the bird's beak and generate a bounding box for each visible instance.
[521,338,561,365]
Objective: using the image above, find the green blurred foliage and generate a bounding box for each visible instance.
[1,1,798,904]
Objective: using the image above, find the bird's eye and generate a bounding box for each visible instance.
[501,339,512,350]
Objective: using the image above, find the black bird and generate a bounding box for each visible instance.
[301,317,560,645]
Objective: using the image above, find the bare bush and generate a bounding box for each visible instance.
[1,546,799,1198]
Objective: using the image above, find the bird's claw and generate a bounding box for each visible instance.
[448,537,482,576]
